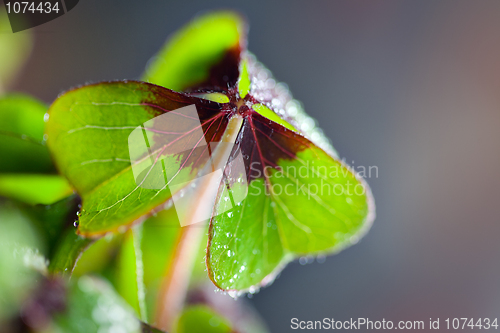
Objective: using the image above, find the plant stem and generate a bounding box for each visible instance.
[154,223,206,331]
[154,115,244,330]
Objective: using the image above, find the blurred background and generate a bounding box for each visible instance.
[2,0,500,331]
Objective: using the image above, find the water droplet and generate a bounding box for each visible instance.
[73,221,79,227]
[249,285,259,294]
[227,250,232,257]
[299,257,307,265]
[226,232,232,237]
[227,212,233,218]
[316,255,326,264]
[43,113,49,122]
[350,235,359,244]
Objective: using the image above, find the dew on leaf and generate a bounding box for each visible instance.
[350,235,359,244]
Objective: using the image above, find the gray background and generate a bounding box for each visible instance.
[5,1,500,332]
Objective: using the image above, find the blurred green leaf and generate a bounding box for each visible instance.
[73,206,212,326]
[72,233,123,277]
[115,227,146,320]
[52,276,142,333]
[142,11,245,92]
[0,174,73,205]
[0,94,54,173]
[48,228,93,276]
[0,94,74,206]
[141,322,167,333]
[111,208,183,324]
[0,203,42,321]
[19,194,80,258]
[174,305,232,333]
[0,10,32,90]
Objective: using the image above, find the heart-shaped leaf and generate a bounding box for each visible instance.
[207,112,374,291]
[143,11,246,92]
[46,81,231,237]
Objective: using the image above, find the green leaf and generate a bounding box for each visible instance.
[110,208,191,325]
[174,305,233,333]
[0,202,42,320]
[46,81,230,237]
[237,58,250,98]
[252,103,296,132]
[19,194,80,258]
[206,113,375,291]
[142,323,167,333]
[0,94,54,173]
[49,228,93,275]
[0,174,72,205]
[0,10,32,90]
[142,11,246,92]
[52,276,142,333]
[72,233,123,277]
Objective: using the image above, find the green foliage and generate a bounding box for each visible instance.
[45,9,374,293]
[142,11,245,91]
[0,9,374,333]
[174,305,233,333]
[0,94,73,205]
[208,147,372,291]
[52,276,142,333]
[45,81,230,237]
[0,203,42,320]
[0,94,53,173]
[0,9,32,90]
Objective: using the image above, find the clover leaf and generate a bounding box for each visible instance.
[45,10,374,295]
